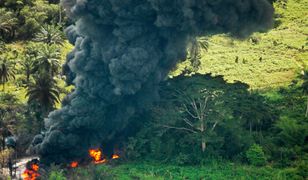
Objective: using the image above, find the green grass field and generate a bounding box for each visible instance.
[64,162,300,180]
[172,0,308,89]
[4,0,308,104]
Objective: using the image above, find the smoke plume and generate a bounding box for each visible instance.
[31,0,274,164]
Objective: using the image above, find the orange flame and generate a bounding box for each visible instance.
[70,161,79,168]
[89,148,106,164]
[22,163,40,180]
[112,154,120,159]
[31,164,39,171]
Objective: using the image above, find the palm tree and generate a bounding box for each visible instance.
[34,24,65,45]
[0,8,18,40]
[20,54,35,84]
[0,57,15,92]
[33,44,61,77]
[26,74,60,115]
[187,37,209,72]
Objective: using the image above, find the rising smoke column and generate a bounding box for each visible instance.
[31,0,274,164]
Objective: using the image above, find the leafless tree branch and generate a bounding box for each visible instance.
[160,124,198,134]
[183,118,195,128]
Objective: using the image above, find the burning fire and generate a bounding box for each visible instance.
[31,164,39,171]
[88,148,120,164]
[22,160,40,180]
[70,161,79,168]
[112,154,120,159]
[89,148,107,164]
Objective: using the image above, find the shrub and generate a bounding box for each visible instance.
[296,159,308,179]
[0,148,14,169]
[174,153,191,165]
[68,165,114,180]
[246,144,267,166]
[48,171,66,180]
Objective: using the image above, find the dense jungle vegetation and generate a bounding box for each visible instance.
[0,0,307,179]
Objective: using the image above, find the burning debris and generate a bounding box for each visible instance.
[70,148,120,167]
[21,159,40,180]
[31,0,274,165]
[112,154,120,160]
[70,161,79,168]
[89,148,107,164]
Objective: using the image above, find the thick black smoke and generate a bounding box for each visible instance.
[31,0,273,164]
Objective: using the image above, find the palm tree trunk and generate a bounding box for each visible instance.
[26,69,30,84]
[1,136,5,151]
[59,6,62,24]
[27,74,30,84]
[305,96,308,117]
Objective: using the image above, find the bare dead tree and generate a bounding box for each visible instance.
[161,89,223,152]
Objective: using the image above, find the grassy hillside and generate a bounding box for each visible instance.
[3,0,307,104]
[172,0,308,89]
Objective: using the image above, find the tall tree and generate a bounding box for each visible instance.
[32,44,61,77]
[34,24,64,45]
[0,57,15,92]
[187,37,209,73]
[20,53,35,85]
[0,8,17,41]
[26,73,60,116]
[162,89,226,152]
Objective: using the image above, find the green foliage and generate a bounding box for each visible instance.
[67,164,114,180]
[63,162,298,180]
[275,116,307,147]
[125,75,273,165]
[26,73,60,115]
[246,144,267,166]
[295,159,308,179]
[48,171,66,180]
[0,8,18,41]
[19,53,35,84]
[40,164,67,180]
[1,0,66,40]
[0,92,25,151]
[186,37,209,73]
[298,70,308,95]
[34,24,65,45]
[32,44,61,76]
[0,0,69,158]
[0,56,16,91]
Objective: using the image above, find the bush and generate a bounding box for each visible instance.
[246,144,267,166]
[174,153,191,165]
[0,148,14,169]
[68,165,114,180]
[296,159,308,179]
[48,171,66,180]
